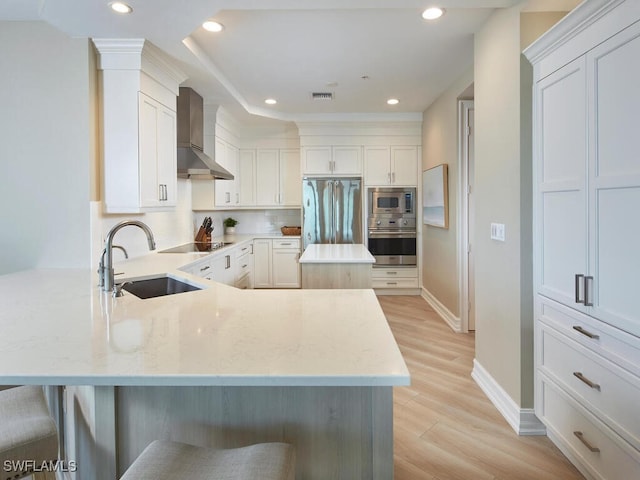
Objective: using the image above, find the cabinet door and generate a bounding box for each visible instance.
[256,149,280,206]
[364,146,391,185]
[139,93,161,207]
[535,57,588,310]
[228,145,240,206]
[280,149,301,206]
[253,239,272,288]
[272,249,301,288]
[391,146,418,186]
[303,146,332,175]
[587,24,640,336]
[238,149,256,206]
[332,146,362,175]
[156,106,177,205]
[215,138,237,207]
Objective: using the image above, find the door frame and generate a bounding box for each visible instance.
[458,100,474,333]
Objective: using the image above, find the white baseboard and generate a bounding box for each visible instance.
[420,287,461,332]
[471,359,546,436]
[375,288,421,296]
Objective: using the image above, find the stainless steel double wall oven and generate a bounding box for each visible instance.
[367,187,417,266]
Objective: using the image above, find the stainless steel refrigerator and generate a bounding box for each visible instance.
[302,177,363,249]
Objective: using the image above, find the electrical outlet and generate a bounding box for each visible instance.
[491,223,506,242]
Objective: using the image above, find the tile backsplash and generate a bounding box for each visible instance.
[193,209,301,238]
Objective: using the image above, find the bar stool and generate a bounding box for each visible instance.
[0,386,58,480]
[120,440,295,480]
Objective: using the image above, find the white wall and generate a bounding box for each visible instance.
[421,68,474,318]
[0,22,92,274]
[473,6,569,409]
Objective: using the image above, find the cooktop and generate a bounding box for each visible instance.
[158,242,233,254]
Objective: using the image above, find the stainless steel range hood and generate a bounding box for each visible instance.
[176,87,234,180]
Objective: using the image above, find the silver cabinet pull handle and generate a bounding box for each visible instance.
[584,276,594,306]
[575,274,584,304]
[573,372,601,391]
[386,282,398,285]
[572,325,599,339]
[573,431,600,453]
[386,271,398,275]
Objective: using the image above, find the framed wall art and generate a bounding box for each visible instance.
[422,163,449,228]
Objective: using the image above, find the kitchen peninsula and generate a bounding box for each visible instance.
[0,246,409,480]
[299,243,376,289]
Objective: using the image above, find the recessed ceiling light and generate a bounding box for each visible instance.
[202,20,224,32]
[422,7,444,20]
[265,98,277,105]
[109,2,133,14]
[387,98,400,105]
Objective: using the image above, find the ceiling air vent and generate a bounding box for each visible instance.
[311,92,334,100]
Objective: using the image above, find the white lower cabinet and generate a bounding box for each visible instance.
[372,267,418,289]
[235,242,253,289]
[180,250,235,286]
[527,3,640,478]
[540,378,640,480]
[272,239,301,288]
[253,238,300,289]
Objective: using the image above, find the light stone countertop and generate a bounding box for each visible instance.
[0,236,408,387]
[299,244,376,264]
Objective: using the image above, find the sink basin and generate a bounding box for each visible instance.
[121,275,202,299]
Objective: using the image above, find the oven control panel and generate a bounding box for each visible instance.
[368,216,416,231]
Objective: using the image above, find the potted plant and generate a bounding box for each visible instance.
[223,217,238,234]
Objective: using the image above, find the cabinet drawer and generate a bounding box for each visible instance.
[237,257,252,278]
[372,267,417,279]
[273,238,300,249]
[538,296,640,378]
[541,326,640,450]
[540,379,640,480]
[235,273,251,290]
[372,277,418,289]
[236,243,253,258]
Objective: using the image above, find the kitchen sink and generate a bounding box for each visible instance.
[121,275,202,299]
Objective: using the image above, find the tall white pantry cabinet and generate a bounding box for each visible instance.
[525,1,640,479]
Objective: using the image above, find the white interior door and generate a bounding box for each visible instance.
[467,105,476,331]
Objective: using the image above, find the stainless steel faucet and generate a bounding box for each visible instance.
[100,220,156,293]
[97,245,129,288]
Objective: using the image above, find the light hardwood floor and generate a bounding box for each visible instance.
[378,295,584,480]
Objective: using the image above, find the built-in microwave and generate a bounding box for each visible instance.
[368,187,416,216]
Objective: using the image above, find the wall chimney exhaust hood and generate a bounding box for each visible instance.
[176,87,234,180]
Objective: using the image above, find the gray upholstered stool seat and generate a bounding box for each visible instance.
[120,440,295,480]
[0,386,58,480]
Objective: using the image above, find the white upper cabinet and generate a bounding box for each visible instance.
[139,93,177,207]
[302,146,362,175]
[93,39,186,214]
[535,57,588,310]
[279,149,302,206]
[256,149,280,205]
[529,1,640,336]
[586,21,640,336]
[238,149,256,206]
[364,146,418,186]
[242,148,301,207]
[214,138,239,207]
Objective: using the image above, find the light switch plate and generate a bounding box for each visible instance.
[491,223,506,241]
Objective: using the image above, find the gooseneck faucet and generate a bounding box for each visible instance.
[100,220,156,293]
